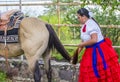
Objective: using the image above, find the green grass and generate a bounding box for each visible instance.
[0,71,7,82]
[51,38,84,61]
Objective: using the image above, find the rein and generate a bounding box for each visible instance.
[4,27,9,69]
[1,11,24,69]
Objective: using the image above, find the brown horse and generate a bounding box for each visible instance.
[0,13,71,82]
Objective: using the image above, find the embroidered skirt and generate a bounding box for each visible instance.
[79,38,120,82]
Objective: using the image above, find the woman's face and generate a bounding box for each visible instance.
[77,14,85,24]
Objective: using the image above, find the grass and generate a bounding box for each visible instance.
[51,38,84,61]
[0,71,7,82]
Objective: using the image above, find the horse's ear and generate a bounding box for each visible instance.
[72,48,79,64]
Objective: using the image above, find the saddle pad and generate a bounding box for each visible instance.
[0,28,19,43]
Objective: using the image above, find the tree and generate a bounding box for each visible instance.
[39,0,120,60]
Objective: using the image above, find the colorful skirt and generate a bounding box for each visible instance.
[79,38,120,82]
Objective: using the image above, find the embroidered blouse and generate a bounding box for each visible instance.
[80,19,104,42]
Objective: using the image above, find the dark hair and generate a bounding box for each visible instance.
[77,8,100,27]
[77,8,90,18]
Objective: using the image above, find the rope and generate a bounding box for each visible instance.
[4,27,9,69]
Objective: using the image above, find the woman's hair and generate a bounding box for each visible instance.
[77,8,90,18]
[77,8,100,26]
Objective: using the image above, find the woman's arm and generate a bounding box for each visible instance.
[79,33,98,47]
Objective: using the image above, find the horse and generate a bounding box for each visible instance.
[0,11,71,82]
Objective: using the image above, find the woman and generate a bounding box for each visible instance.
[72,8,120,82]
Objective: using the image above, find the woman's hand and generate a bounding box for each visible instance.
[77,47,82,54]
[71,47,83,65]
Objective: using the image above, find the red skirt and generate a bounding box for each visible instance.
[79,38,120,82]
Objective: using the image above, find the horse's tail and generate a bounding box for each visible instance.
[45,24,71,62]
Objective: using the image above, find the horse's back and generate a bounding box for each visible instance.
[19,17,49,57]
[20,17,49,41]
[20,17,47,31]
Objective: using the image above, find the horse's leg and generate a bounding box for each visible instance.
[46,59,52,82]
[43,49,52,82]
[20,42,49,82]
[25,54,42,82]
[34,60,41,82]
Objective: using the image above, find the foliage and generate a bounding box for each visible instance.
[39,0,120,61]
[1,0,120,81]
[0,71,7,82]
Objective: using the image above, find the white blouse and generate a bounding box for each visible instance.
[80,19,104,42]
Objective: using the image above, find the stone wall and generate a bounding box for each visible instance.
[41,60,80,82]
[0,60,80,82]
